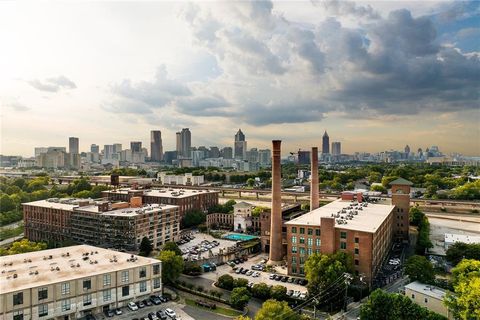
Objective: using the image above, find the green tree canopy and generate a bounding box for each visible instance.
[139,237,153,256]
[254,299,302,320]
[181,210,206,228]
[230,287,251,310]
[162,242,182,256]
[446,242,480,266]
[158,250,184,285]
[269,285,287,301]
[0,239,47,256]
[305,251,352,296]
[217,274,234,290]
[251,283,271,300]
[405,255,435,284]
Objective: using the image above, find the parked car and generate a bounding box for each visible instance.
[137,301,145,308]
[281,276,289,282]
[85,315,96,320]
[128,301,139,311]
[148,312,159,320]
[156,310,168,320]
[286,290,293,296]
[165,308,176,319]
[114,308,122,315]
[274,275,282,281]
[150,295,162,305]
[144,299,153,306]
[159,296,168,303]
[246,270,253,276]
[269,274,276,280]
[241,269,248,274]
[104,309,114,317]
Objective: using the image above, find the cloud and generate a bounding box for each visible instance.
[28,75,76,92]
[313,0,381,20]
[1,99,30,112]
[176,95,233,117]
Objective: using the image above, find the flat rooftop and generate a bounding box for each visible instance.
[22,198,95,210]
[77,203,178,217]
[445,233,480,245]
[285,199,394,233]
[405,281,447,300]
[105,188,219,199]
[0,245,160,295]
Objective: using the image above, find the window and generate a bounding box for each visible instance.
[292,256,297,263]
[140,281,147,292]
[121,271,129,283]
[291,227,297,233]
[300,256,305,264]
[424,298,428,303]
[153,264,160,275]
[103,274,111,286]
[307,238,313,247]
[315,249,320,254]
[316,239,321,246]
[38,304,48,317]
[300,228,305,234]
[61,299,71,312]
[61,282,70,295]
[355,237,359,243]
[153,278,161,289]
[355,248,359,255]
[83,294,92,306]
[308,228,313,235]
[340,242,347,249]
[103,289,111,302]
[299,247,306,255]
[139,267,147,278]
[307,248,312,255]
[291,236,297,244]
[13,311,23,320]
[292,246,297,253]
[38,287,48,300]
[83,279,91,290]
[355,259,359,266]
[411,294,415,299]
[299,237,305,244]
[13,292,23,306]
[315,229,320,236]
[291,265,297,273]
[340,231,347,239]
[122,285,129,297]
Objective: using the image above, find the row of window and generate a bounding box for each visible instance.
[291,237,321,246]
[291,247,319,255]
[291,227,320,236]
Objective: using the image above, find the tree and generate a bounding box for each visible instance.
[73,190,92,198]
[246,178,255,187]
[305,252,352,296]
[158,250,184,284]
[217,274,234,290]
[252,283,271,300]
[162,241,182,256]
[405,255,435,284]
[269,285,287,301]
[234,278,249,288]
[1,239,47,256]
[370,185,387,193]
[409,207,425,226]
[139,237,153,256]
[444,259,480,320]
[230,287,251,310]
[446,242,480,266]
[181,210,206,228]
[254,299,301,320]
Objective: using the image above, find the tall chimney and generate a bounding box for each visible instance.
[268,140,283,265]
[310,147,319,210]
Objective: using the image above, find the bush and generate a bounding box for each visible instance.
[197,286,204,292]
[230,287,251,310]
[217,274,234,290]
[234,278,249,288]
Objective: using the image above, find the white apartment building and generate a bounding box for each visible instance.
[0,245,162,320]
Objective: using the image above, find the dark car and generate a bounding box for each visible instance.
[287,277,294,283]
[241,269,248,274]
[156,310,168,320]
[150,295,161,305]
[234,259,241,264]
[281,276,289,282]
[159,296,168,303]
[86,315,97,320]
[148,312,158,320]
[144,299,153,306]
[137,301,145,308]
[274,275,282,281]
[104,309,114,317]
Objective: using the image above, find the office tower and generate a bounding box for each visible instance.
[222,147,233,159]
[69,137,79,154]
[246,148,259,163]
[404,145,410,155]
[163,151,177,164]
[298,150,310,165]
[150,130,163,162]
[310,147,319,210]
[322,131,330,154]
[131,141,142,153]
[176,128,191,158]
[268,140,282,265]
[176,132,181,156]
[234,129,247,160]
[113,143,122,153]
[209,146,220,158]
[332,142,341,155]
[258,149,271,166]
[90,144,99,153]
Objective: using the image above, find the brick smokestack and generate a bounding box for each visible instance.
[268,140,283,265]
[310,147,319,210]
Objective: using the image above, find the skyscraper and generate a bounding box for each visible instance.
[131,141,142,153]
[404,145,410,154]
[234,129,247,160]
[221,147,233,159]
[150,130,163,162]
[331,142,341,155]
[90,144,99,153]
[298,150,311,165]
[69,137,79,154]
[176,128,191,158]
[112,143,122,154]
[322,131,330,154]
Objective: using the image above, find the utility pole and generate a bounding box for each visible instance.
[343,273,353,312]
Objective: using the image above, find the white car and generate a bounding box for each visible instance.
[165,308,176,319]
[128,301,139,311]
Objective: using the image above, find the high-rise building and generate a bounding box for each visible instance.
[130,141,142,153]
[258,149,271,166]
[322,131,330,154]
[246,148,259,163]
[222,147,233,159]
[332,142,341,155]
[209,146,220,158]
[234,129,247,160]
[113,143,122,153]
[90,144,99,153]
[34,147,48,157]
[404,145,410,155]
[150,130,163,162]
[298,150,310,165]
[69,137,79,155]
[103,145,114,159]
[176,128,191,158]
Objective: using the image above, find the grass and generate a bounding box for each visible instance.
[0,225,24,241]
[184,298,242,317]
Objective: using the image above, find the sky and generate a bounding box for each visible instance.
[0,0,479,157]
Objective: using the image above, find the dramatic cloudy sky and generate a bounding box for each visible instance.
[1,1,479,157]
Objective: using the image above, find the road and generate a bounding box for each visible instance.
[0,220,23,230]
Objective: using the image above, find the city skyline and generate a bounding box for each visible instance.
[1,1,479,157]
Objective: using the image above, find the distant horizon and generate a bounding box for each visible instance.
[1,1,479,157]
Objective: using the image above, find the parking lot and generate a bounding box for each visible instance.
[200,254,309,297]
[178,232,237,261]
[93,300,195,320]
